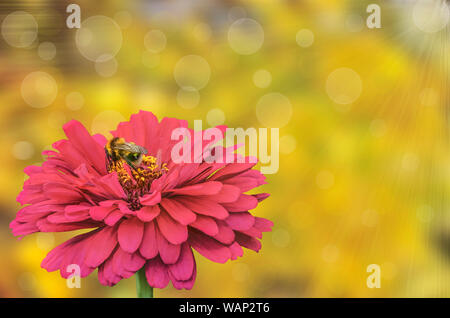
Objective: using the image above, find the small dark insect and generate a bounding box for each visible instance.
[105,137,148,170]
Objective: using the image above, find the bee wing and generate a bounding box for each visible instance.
[115,142,148,154]
[114,143,133,151]
[136,145,148,155]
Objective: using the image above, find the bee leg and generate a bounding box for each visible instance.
[105,148,112,171]
[124,157,138,171]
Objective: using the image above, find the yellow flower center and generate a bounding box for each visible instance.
[107,155,168,210]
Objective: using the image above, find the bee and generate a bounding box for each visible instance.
[105,137,148,170]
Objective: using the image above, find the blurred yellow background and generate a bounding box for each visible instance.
[1,0,450,297]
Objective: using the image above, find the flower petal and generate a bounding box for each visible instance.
[84,227,118,268]
[160,198,196,225]
[235,232,261,252]
[145,257,170,289]
[89,206,115,221]
[188,229,231,263]
[137,205,160,222]
[168,181,222,196]
[222,194,258,212]
[118,218,144,253]
[175,197,229,219]
[213,221,235,244]
[156,226,181,264]
[156,212,188,245]
[140,191,161,206]
[189,215,219,236]
[139,222,158,259]
[168,243,195,281]
[225,212,255,231]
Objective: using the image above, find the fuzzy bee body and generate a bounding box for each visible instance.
[105,137,148,170]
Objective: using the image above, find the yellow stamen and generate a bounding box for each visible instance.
[107,155,168,210]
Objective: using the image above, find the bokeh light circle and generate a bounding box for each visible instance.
[256,92,293,128]
[177,88,200,109]
[412,0,449,33]
[21,71,58,108]
[12,141,34,160]
[144,30,167,53]
[228,6,247,22]
[114,11,133,29]
[38,42,56,61]
[66,92,84,110]
[296,29,314,48]
[174,55,211,90]
[95,55,118,77]
[253,69,272,88]
[206,108,226,126]
[280,135,297,154]
[228,18,264,55]
[75,15,123,62]
[326,67,362,104]
[1,11,38,48]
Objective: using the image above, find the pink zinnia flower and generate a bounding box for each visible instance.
[11,111,272,290]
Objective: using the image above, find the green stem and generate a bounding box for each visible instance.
[136,267,153,298]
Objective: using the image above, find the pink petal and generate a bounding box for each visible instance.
[104,210,124,226]
[254,217,273,232]
[41,231,90,272]
[139,222,158,259]
[168,181,222,196]
[90,206,115,221]
[168,243,195,281]
[222,194,258,212]
[175,197,229,219]
[156,212,188,245]
[225,212,255,231]
[189,215,219,236]
[229,241,244,260]
[203,184,241,203]
[213,221,235,244]
[156,227,181,264]
[169,265,197,290]
[235,232,261,252]
[63,120,106,175]
[137,205,160,222]
[140,191,161,206]
[37,219,97,232]
[84,227,118,268]
[160,198,196,225]
[118,218,144,253]
[145,257,170,289]
[253,193,270,202]
[210,163,255,181]
[189,229,231,263]
[112,248,145,276]
[98,260,122,286]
